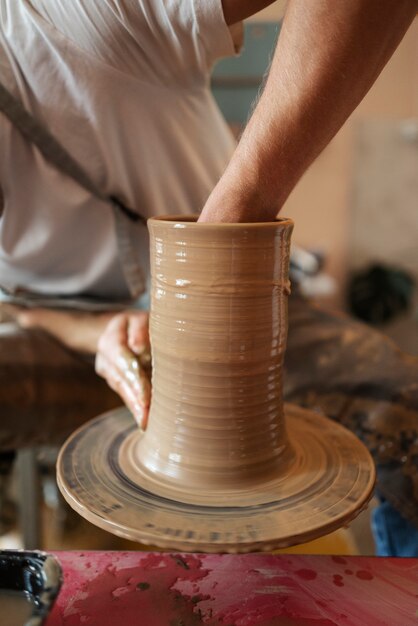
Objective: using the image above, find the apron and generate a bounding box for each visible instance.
[0,81,145,304]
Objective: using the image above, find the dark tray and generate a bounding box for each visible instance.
[0,551,62,625]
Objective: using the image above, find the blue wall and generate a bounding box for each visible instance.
[211,22,281,126]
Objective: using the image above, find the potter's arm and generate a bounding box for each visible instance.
[4,306,152,429]
[200,0,417,222]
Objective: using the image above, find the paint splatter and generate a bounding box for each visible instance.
[295,569,317,581]
[356,570,373,581]
[57,553,218,626]
[47,552,418,626]
[136,582,150,591]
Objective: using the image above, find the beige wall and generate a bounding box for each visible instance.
[251,1,287,21]
[249,8,418,306]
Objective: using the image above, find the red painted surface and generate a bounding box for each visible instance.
[47,552,418,626]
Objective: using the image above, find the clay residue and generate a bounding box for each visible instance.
[60,553,220,626]
[284,294,418,526]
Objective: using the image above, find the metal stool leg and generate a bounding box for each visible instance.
[0,451,17,536]
[17,448,42,549]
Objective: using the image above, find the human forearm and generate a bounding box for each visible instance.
[200,0,417,222]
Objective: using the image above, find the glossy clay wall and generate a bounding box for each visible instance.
[136,217,294,493]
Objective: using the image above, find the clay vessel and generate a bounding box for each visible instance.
[130,216,294,500]
[57,214,375,549]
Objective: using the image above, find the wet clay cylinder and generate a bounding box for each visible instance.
[133,216,294,496]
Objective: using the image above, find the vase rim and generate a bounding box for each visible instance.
[148,215,293,228]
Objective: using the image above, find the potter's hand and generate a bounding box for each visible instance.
[95,312,151,430]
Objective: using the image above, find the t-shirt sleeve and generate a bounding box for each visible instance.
[109,0,243,82]
[32,0,242,85]
[186,0,243,67]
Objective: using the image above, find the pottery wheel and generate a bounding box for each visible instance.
[57,404,375,553]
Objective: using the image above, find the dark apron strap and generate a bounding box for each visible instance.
[0,81,146,297]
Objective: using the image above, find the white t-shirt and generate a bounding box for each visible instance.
[0,0,239,303]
